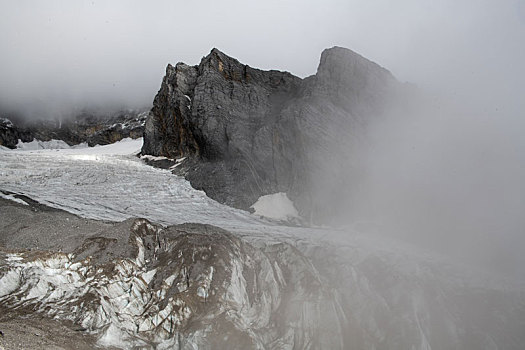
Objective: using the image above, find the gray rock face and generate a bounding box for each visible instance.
[0,118,32,149]
[142,47,400,221]
[78,110,148,147]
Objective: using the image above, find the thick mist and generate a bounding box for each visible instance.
[340,85,525,280]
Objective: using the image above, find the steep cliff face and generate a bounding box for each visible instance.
[142,47,399,221]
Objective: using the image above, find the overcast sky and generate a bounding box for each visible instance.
[0,0,524,116]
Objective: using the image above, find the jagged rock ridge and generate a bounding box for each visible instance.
[142,47,400,221]
[0,109,148,149]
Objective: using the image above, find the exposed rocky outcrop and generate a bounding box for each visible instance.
[142,47,402,222]
[0,109,148,149]
[73,110,148,146]
[0,118,32,149]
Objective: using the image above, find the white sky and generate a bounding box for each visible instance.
[0,0,524,115]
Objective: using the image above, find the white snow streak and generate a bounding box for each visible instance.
[0,192,28,206]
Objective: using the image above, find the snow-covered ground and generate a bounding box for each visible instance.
[0,138,345,244]
[2,137,525,350]
[1,138,262,227]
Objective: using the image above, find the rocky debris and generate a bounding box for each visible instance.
[141,47,402,222]
[0,193,132,253]
[0,315,99,350]
[0,109,148,149]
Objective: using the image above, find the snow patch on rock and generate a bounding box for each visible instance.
[140,154,173,162]
[251,192,300,221]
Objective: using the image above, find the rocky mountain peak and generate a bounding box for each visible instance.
[199,48,254,84]
[317,46,388,75]
[310,46,396,111]
[142,47,403,221]
[201,47,237,67]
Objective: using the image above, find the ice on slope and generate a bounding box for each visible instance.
[250,192,299,221]
[0,220,320,349]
